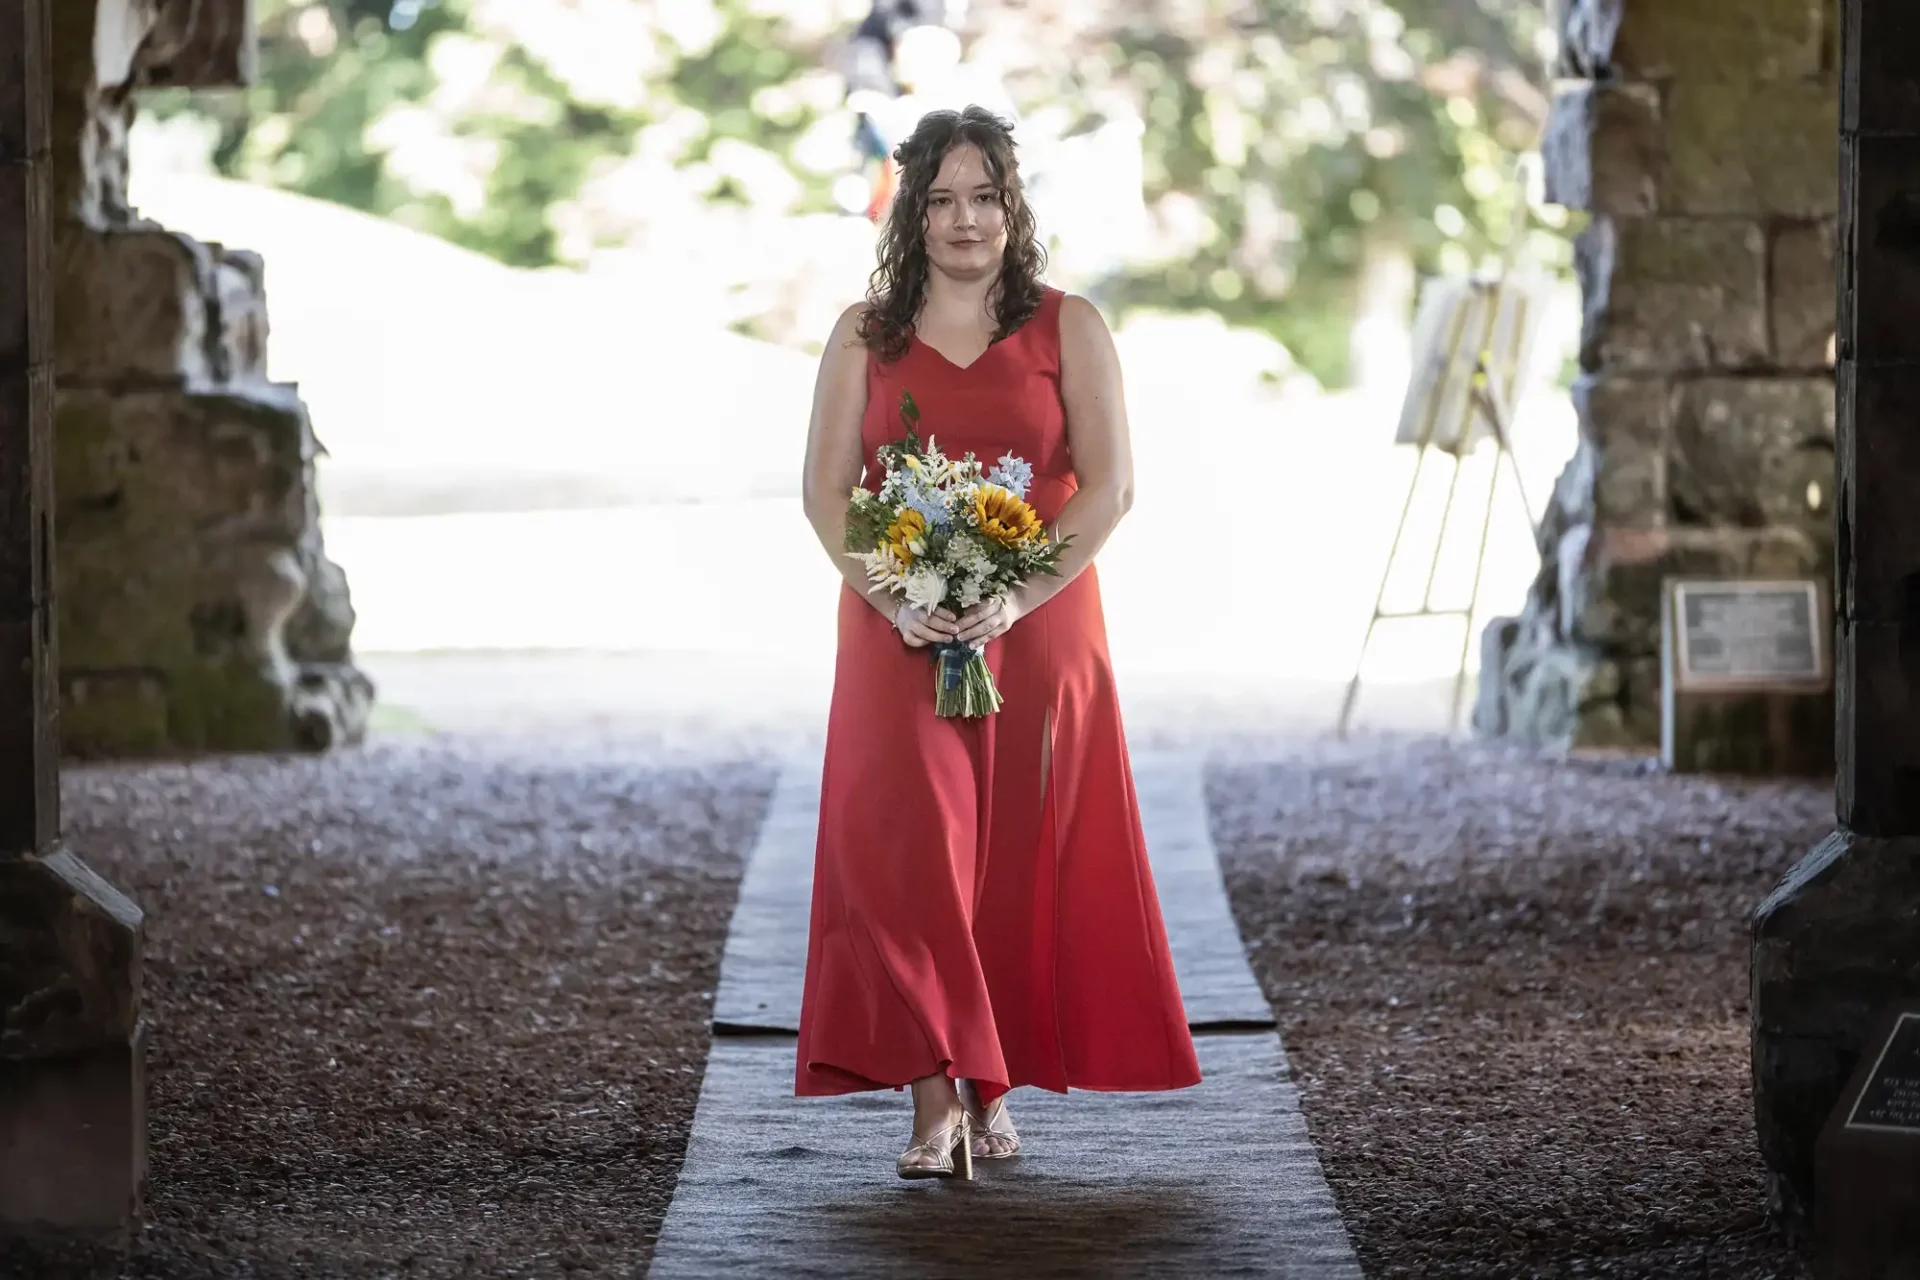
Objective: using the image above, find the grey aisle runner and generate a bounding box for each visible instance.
[654,751,1359,1278]
[712,751,1273,1032]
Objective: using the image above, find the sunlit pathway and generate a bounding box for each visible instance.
[649,750,1360,1278]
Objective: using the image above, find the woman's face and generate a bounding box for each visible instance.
[922,143,1009,281]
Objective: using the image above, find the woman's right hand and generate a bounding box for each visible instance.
[892,602,958,649]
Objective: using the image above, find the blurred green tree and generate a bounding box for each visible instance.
[142,0,1559,385]
[144,0,827,265]
[1010,0,1557,383]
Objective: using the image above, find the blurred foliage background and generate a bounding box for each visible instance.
[143,0,1566,387]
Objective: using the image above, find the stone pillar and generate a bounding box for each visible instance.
[1751,0,1920,1236]
[0,0,150,1243]
[1473,0,1840,753]
[50,0,371,758]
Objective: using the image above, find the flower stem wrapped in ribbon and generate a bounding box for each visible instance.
[844,391,1071,718]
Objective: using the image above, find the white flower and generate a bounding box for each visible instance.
[849,545,909,589]
[947,535,990,574]
[904,566,948,614]
[954,575,985,609]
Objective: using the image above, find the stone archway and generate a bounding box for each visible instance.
[1477,0,1840,755]
[2,0,368,1243]
[1,0,1913,1254]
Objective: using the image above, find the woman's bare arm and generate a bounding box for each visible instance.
[801,305,901,621]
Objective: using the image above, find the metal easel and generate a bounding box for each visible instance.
[1335,181,1544,739]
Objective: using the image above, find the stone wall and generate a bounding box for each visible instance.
[1474,0,1839,751]
[49,0,371,757]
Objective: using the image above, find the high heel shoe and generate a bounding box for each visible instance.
[964,1097,1021,1160]
[896,1114,974,1181]
[958,1082,1022,1160]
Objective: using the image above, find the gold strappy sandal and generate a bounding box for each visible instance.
[961,1088,1022,1160]
[896,1114,974,1181]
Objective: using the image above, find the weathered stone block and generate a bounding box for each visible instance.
[209,247,267,383]
[1571,374,1672,525]
[1559,0,1829,81]
[154,659,299,755]
[47,0,139,228]
[50,381,368,756]
[1753,828,1920,1231]
[1541,82,1661,216]
[288,661,374,752]
[59,670,170,757]
[1533,443,1592,561]
[53,226,212,385]
[1662,79,1839,219]
[1622,654,1663,742]
[55,542,197,672]
[1482,623,1620,750]
[1577,218,1770,373]
[284,550,356,665]
[54,387,314,680]
[1839,134,1920,366]
[1667,377,1835,535]
[140,0,257,89]
[55,385,309,548]
[1562,525,1825,654]
[1837,362,1920,626]
[1472,616,1521,736]
[1772,221,1838,370]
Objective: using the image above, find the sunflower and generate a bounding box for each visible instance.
[882,508,928,564]
[972,485,1044,549]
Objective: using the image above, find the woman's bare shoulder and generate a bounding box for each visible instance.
[819,303,873,371]
[828,303,876,349]
[1057,291,1111,330]
[1055,293,1118,358]
[835,302,875,338]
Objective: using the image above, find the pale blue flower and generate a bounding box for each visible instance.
[903,483,950,528]
[986,453,1033,499]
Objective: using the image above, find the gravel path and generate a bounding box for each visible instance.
[1209,737,1830,1279]
[5,728,1838,1279]
[7,737,773,1280]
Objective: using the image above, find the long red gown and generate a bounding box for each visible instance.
[794,287,1203,1107]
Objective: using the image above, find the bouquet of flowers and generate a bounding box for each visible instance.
[845,391,1071,718]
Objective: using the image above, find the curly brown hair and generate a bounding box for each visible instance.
[856,105,1048,363]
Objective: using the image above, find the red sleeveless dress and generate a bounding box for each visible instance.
[794,288,1203,1106]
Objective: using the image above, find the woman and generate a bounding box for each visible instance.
[796,105,1202,1180]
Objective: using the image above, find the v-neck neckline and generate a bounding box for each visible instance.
[914,331,999,374]
[910,293,1050,372]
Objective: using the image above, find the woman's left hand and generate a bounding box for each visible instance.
[954,594,1027,646]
